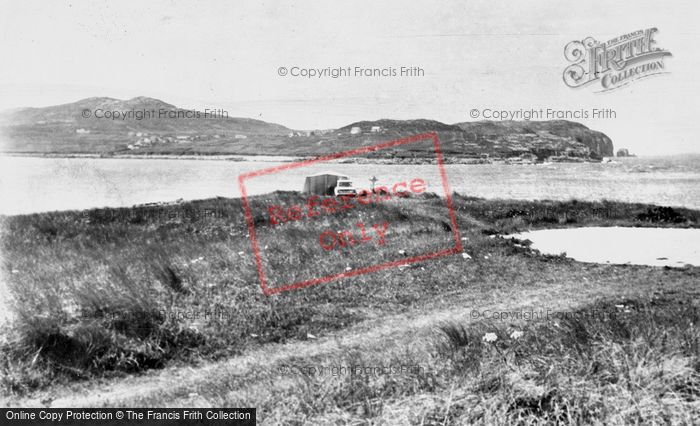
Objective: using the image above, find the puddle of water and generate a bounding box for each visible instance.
[509,227,700,267]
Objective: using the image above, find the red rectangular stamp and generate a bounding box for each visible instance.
[238,132,462,296]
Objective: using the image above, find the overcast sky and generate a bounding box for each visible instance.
[1,0,698,154]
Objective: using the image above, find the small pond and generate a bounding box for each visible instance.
[508,227,700,267]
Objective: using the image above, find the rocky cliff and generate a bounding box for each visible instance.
[453,120,614,159]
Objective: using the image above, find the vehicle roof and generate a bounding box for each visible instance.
[306,172,350,177]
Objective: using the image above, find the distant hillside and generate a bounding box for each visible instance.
[0,97,613,160]
[340,119,461,133]
[0,97,291,154]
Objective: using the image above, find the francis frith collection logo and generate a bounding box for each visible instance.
[563,28,672,92]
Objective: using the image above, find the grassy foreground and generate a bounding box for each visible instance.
[1,193,699,423]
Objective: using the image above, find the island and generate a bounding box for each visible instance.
[0,97,613,163]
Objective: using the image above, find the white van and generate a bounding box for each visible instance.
[334,177,357,196]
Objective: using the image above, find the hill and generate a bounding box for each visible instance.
[300,118,613,162]
[0,98,613,160]
[0,97,291,154]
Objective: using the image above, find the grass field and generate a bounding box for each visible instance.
[1,193,698,423]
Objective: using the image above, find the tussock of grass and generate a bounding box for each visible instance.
[1,260,205,392]
[432,295,699,423]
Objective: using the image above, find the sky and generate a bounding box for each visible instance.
[0,0,698,154]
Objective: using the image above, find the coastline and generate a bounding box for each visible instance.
[0,151,609,165]
[0,152,304,162]
[2,154,699,215]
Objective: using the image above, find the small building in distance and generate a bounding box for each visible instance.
[370,126,382,133]
[303,172,350,196]
[350,126,361,135]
